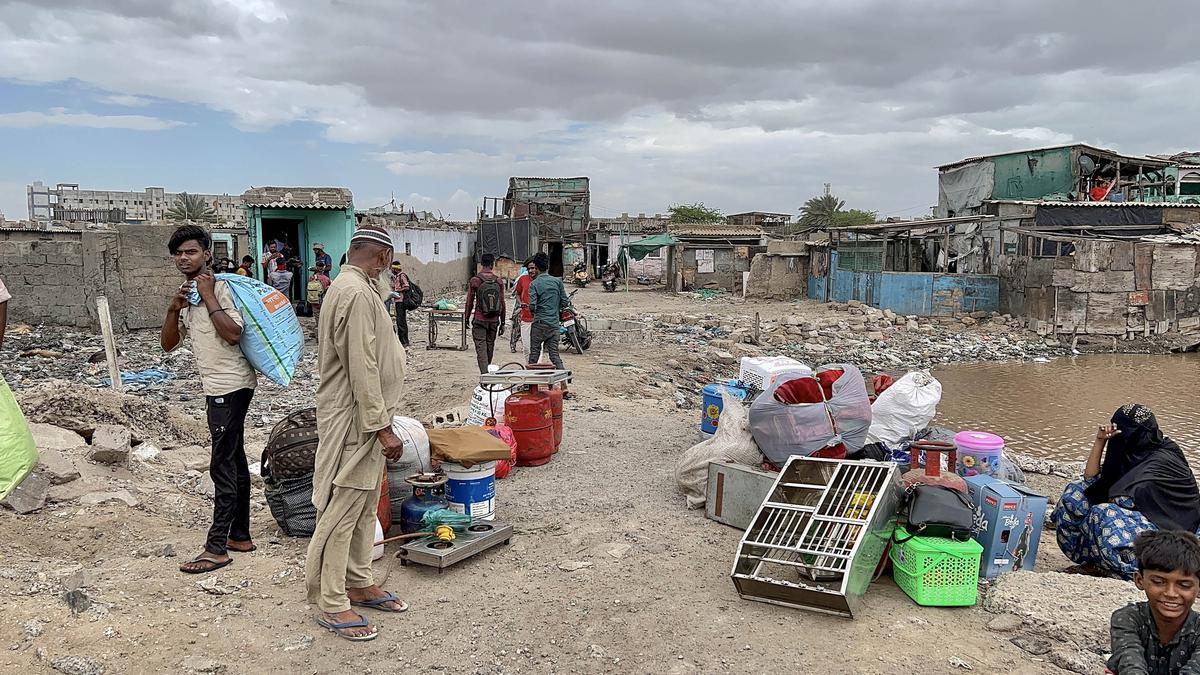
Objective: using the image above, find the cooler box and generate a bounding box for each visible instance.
[963,475,1048,578]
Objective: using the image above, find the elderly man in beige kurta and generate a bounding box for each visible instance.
[305,248,407,639]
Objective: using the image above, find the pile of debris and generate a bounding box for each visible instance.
[650,301,1061,373]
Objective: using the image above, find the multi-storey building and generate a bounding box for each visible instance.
[27,181,245,225]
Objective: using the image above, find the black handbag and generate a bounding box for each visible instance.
[895,484,974,542]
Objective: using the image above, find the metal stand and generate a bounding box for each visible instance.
[478,368,571,388]
[427,309,468,351]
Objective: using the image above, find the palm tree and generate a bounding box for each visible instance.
[798,193,845,230]
[166,192,217,222]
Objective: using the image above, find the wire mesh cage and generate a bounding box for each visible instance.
[731,456,902,618]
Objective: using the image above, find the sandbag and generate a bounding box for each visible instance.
[386,416,433,524]
[866,371,942,447]
[675,389,762,508]
[0,379,38,501]
[195,274,304,386]
[426,426,512,468]
[749,364,871,466]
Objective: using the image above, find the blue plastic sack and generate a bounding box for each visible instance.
[189,274,303,386]
[0,378,38,501]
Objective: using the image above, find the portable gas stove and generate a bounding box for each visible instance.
[397,520,513,571]
[477,368,571,389]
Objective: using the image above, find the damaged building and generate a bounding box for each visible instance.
[478,177,589,278]
[996,202,1200,339]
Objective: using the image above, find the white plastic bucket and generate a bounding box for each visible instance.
[443,460,497,521]
[466,367,508,426]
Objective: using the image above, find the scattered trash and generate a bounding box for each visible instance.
[64,588,92,615]
[947,656,973,670]
[101,368,176,387]
[558,560,593,572]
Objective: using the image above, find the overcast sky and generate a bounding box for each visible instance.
[1,0,1197,223]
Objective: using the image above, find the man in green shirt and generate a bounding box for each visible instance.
[526,252,568,371]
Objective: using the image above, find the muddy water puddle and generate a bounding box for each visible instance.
[932,354,1200,462]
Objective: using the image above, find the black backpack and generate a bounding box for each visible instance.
[475,275,503,317]
[401,280,423,310]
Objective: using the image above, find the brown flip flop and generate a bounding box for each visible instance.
[180,555,232,574]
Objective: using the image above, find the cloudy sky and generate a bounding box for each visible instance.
[1,0,1196,223]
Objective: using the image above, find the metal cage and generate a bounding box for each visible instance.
[731,457,901,618]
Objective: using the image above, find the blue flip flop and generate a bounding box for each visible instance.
[351,591,409,613]
[315,612,378,641]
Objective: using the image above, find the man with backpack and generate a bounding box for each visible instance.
[388,261,412,347]
[464,253,506,373]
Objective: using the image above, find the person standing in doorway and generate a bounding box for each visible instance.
[389,261,411,347]
[527,252,568,374]
[464,254,506,373]
[268,260,294,295]
[306,225,408,642]
[307,264,331,324]
[160,224,257,574]
[313,243,333,271]
[263,242,283,277]
[236,255,255,277]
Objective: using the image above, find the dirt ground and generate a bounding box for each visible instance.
[1,287,1078,674]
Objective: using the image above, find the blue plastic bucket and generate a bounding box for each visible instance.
[700,381,749,435]
[443,461,497,521]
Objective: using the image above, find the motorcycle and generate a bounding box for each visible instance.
[572,262,590,288]
[601,262,620,292]
[560,289,592,354]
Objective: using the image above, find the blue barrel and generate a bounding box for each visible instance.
[700,381,749,434]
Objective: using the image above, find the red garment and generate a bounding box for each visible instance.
[464,271,505,324]
[390,270,410,294]
[774,377,825,404]
[1090,185,1109,201]
[872,374,896,397]
[816,368,843,400]
[514,275,533,323]
[315,273,331,291]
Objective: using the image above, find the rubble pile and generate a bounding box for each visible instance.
[984,570,1141,674]
[651,300,1062,372]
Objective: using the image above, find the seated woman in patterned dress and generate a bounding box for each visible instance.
[1052,404,1200,580]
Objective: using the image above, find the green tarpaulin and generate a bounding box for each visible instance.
[620,234,678,261]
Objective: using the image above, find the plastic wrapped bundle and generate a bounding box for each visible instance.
[749,364,872,466]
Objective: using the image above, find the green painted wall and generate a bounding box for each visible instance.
[245,206,355,280]
[990,147,1074,200]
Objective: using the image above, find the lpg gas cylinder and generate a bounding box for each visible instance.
[399,474,449,534]
[505,385,555,466]
[527,363,564,452]
[902,440,967,493]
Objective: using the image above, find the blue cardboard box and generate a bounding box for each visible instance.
[964,475,1048,578]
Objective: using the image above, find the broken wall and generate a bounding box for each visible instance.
[1001,239,1200,337]
[385,225,476,295]
[0,224,192,332]
[746,254,808,299]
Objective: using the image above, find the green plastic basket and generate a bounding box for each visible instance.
[890,528,983,607]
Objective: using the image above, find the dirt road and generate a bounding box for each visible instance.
[1,288,1067,674]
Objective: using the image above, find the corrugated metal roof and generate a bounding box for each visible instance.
[937,143,1170,171]
[242,187,353,209]
[669,223,764,237]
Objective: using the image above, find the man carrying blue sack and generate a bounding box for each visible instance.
[160,224,258,574]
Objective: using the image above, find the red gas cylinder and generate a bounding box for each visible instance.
[902,440,968,493]
[505,386,555,466]
[376,469,391,529]
[527,363,564,451]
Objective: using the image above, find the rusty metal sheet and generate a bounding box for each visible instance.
[1025,286,1054,321]
[1110,242,1135,272]
[1152,245,1198,291]
[1128,290,1149,306]
[1134,243,1154,291]
[1055,288,1087,333]
[1147,290,1168,321]
[1086,292,1128,335]
[1071,270,1135,293]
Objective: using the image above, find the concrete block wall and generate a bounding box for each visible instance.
[0,224,193,332]
[0,232,92,328]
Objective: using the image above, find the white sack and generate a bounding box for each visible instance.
[675,389,762,509]
[866,371,942,447]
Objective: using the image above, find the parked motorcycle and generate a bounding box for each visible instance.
[572,261,590,288]
[601,261,620,292]
[560,289,592,353]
